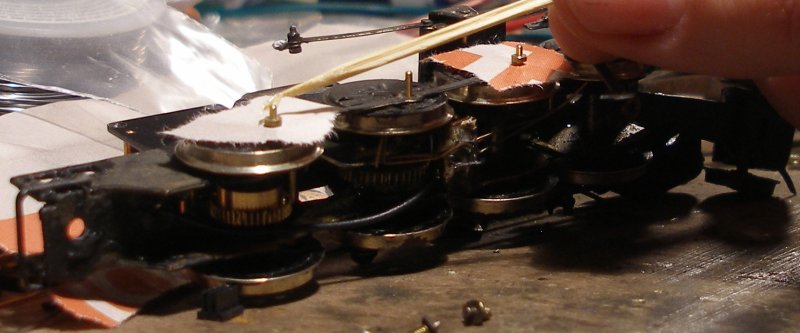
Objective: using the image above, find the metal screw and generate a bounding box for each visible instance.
[511,44,527,66]
[409,317,440,333]
[261,103,283,128]
[462,299,492,326]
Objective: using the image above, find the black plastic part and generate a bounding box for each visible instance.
[197,284,244,322]
[711,87,795,171]
[638,86,794,173]
[9,149,210,287]
[635,82,795,196]
[704,168,780,198]
[613,136,704,197]
[523,12,549,31]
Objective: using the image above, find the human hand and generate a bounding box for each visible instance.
[549,0,800,127]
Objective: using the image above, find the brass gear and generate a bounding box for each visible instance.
[209,202,293,227]
[339,163,431,189]
[210,184,295,227]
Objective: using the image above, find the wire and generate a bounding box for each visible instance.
[307,184,432,230]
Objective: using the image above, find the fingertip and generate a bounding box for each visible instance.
[757,76,800,129]
[562,0,686,36]
[549,0,692,66]
[549,3,617,64]
[551,0,800,77]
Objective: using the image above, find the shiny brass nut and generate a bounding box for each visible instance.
[462,299,492,326]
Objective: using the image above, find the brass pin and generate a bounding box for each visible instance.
[123,143,137,155]
[511,43,527,66]
[261,103,283,128]
[405,70,414,99]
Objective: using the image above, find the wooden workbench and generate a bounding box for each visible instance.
[4,167,800,333]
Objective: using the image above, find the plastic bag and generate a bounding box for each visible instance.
[0,0,272,114]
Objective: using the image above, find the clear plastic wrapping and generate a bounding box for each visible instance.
[0,0,272,114]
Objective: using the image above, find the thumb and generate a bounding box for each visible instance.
[549,0,800,78]
[757,75,800,128]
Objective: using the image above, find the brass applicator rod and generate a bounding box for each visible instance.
[261,0,553,127]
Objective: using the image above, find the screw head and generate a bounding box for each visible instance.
[462,299,491,326]
[422,317,440,333]
[410,317,440,333]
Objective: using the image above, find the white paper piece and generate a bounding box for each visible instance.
[163,95,338,145]
[21,99,146,148]
[298,186,334,203]
[0,99,140,219]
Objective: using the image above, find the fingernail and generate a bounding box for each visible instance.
[566,0,686,35]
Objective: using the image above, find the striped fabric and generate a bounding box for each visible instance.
[50,266,191,327]
[0,214,191,328]
[429,41,573,91]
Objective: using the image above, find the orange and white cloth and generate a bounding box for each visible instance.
[428,41,574,91]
